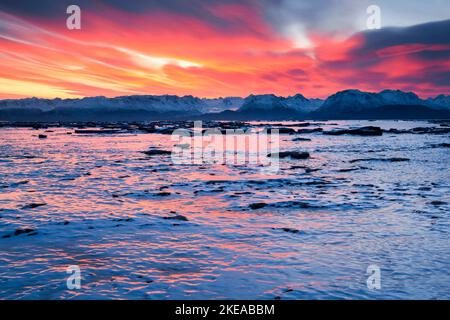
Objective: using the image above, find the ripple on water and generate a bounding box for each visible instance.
[0,121,449,299]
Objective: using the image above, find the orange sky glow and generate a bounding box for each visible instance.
[0,1,449,99]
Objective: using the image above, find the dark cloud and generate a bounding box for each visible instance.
[352,19,450,56]
[315,20,450,92]
[0,0,84,17]
[400,68,450,87]
[0,0,264,36]
[425,71,450,87]
[412,50,450,61]
[322,20,450,71]
[0,0,245,20]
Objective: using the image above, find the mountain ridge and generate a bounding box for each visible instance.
[1,89,449,121]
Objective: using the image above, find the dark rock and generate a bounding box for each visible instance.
[14,228,35,236]
[38,134,47,139]
[349,157,409,163]
[384,128,411,134]
[21,203,46,209]
[411,127,450,134]
[163,214,189,221]
[338,168,360,172]
[292,137,311,142]
[10,180,29,187]
[430,143,450,148]
[266,127,296,134]
[156,192,171,196]
[290,165,307,170]
[296,128,323,134]
[247,180,265,185]
[249,203,268,210]
[267,151,310,160]
[324,126,383,136]
[272,227,301,234]
[430,201,446,206]
[113,218,134,222]
[141,149,172,156]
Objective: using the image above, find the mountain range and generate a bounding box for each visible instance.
[0,89,449,121]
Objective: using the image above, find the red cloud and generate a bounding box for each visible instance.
[0,4,448,99]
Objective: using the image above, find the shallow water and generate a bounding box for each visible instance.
[0,120,449,299]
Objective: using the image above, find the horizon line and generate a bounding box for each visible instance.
[1,88,448,102]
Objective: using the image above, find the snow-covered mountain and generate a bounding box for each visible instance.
[238,94,323,113]
[319,89,450,114]
[0,95,206,114]
[201,97,244,113]
[239,94,288,112]
[426,94,450,110]
[319,90,384,113]
[0,95,248,115]
[284,94,324,113]
[378,90,423,106]
[0,90,448,121]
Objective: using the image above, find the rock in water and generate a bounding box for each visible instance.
[266,127,297,134]
[272,227,302,234]
[324,126,383,136]
[429,201,447,206]
[21,203,47,209]
[38,134,47,139]
[249,203,268,210]
[14,228,35,236]
[163,214,189,221]
[296,128,323,134]
[267,151,310,160]
[141,149,172,156]
[430,143,450,148]
[349,157,410,163]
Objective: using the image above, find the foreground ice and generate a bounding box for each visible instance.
[0,120,449,299]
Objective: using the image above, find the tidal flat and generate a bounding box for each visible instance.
[0,120,449,299]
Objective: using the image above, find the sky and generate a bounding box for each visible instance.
[0,0,449,99]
